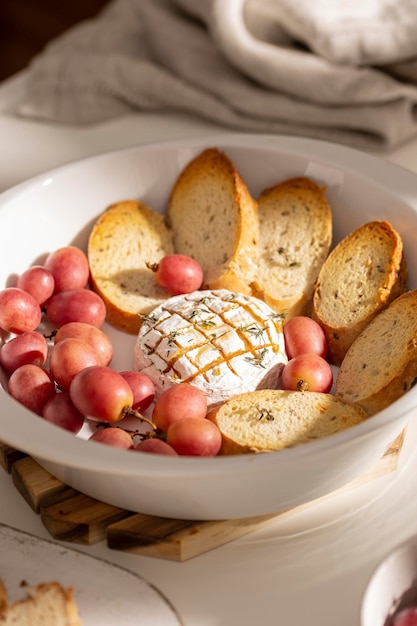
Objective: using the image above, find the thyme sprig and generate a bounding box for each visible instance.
[199,319,216,328]
[140,312,158,325]
[244,348,268,368]
[189,307,210,320]
[256,406,275,422]
[275,247,301,268]
[240,324,266,338]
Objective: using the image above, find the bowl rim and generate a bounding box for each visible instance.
[1,132,417,477]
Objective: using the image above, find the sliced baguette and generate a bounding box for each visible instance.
[207,389,368,454]
[166,148,259,295]
[0,581,82,625]
[312,220,407,366]
[336,289,417,416]
[88,200,174,334]
[251,177,332,320]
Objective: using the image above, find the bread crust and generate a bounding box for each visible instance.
[336,289,417,415]
[251,177,332,320]
[312,220,407,365]
[207,389,368,454]
[88,200,174,334]
[166,148,259,295]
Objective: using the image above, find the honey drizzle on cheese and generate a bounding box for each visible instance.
[139,290,285,385]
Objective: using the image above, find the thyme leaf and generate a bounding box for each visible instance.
[240,324,266,338]
[256,406,275,421]
[244,348,268,368]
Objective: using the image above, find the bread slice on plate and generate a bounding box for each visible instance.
[207,389,368,454]
[0,580,82,625]
[0,579,7,613]
[88,199,174,334]
[312,220,407,366]
[166,147,259,295]
[251,177,332,320]
[336,289,417,416]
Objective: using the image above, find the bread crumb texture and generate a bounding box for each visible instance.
[252,177,332,319]
[207,389,368,454]
[312,220,407,365]
[88,199,174,334]
[336,289,417,415]
[166,148,259,294]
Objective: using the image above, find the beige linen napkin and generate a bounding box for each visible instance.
[16,0,417,151]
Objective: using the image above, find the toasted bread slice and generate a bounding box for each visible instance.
[166,148,259,294]
[312,220,407,366]
[88,200,174,334]
[0,581,82,625]
[336,289,417,416]
[251,177,332,320]
[0,579,7,613]
[207,389,368,454]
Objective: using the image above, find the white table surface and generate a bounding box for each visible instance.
[1,71,417,626]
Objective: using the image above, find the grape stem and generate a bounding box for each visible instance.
[122,406,157,431]
[296,379,310,391]
[145,261,158,273]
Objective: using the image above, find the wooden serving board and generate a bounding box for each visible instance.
[0,433,405,561]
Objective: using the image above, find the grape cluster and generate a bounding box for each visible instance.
[0,244,337,458]
[0,246,222,457]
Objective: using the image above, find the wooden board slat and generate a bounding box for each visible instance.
[0,442,26,473]
[107,512,280,561]
[0,430,406,560]
[11,456,72,512]
[40,493,133,544]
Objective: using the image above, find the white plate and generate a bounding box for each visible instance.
[0,524,181,625]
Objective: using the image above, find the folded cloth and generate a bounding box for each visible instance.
[15,0,417,151]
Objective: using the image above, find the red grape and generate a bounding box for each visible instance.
[70,365,134,422]
[16,265,55,306]
[283,316,327,359]
[0,287,42,334]
[392,607,417,626]
[153,254,203,295]
[42,392,85,434]
[281,353,333,393]
[166,417,222,456]
[44,246,90,293]
[54,322,113,366]
[46,288,106,328]
[0,331,48,373]
[152,383,208,432]
[89,427,133,449]
[133,438,178,455]
[119,371,155,412]
[8,364,55,415]
[49,338,100,390]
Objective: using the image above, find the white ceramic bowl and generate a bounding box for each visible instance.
[1,134,417,521]
[361,534,417,626]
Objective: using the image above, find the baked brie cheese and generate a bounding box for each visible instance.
[134,289,288,405]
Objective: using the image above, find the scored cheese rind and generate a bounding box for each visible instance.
[134,289,288,405]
